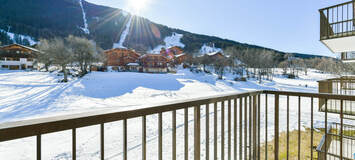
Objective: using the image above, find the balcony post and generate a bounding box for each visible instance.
[194,106,201,160]
[274,94,279,160]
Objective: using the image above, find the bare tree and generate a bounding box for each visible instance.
[47,38,73,82]
[36,39,53,71]
[199,55,212,72]
[213,57,231,79]
[66,35,97,76]
[279,61,288,75]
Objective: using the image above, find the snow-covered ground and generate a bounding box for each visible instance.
[0,68,342,159]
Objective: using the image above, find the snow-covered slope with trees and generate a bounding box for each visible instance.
[0,29,37,45]
[199,43,223,54]
[151,32,185,53]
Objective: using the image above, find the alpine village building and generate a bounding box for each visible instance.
[317,1,355,159]
[104,46,186,73]
[0,44,39,70]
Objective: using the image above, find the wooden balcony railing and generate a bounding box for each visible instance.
[0,90,355,159]
[319,1,355,40]
[319,77,355,117]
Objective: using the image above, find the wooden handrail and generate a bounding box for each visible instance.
[0,90,262,142]
[319,1,354,11]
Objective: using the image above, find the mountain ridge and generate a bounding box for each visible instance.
[0,0,325,60]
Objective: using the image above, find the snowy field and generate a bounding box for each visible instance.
[0,69,341,159]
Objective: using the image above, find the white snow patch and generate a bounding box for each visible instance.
[78,0,90,34]
[199,43,223,54]
[113,16,133,49]
[151,32,185,53]
[0,29,37,45]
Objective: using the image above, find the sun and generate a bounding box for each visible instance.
[127,0,149,15]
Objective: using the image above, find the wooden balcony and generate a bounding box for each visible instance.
[319,1,355,53]
[0,90,355,159]
[318,77,355,117]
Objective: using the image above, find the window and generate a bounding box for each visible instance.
[0,57,5,61]
[27,58,33,62]
[1,65,9,68]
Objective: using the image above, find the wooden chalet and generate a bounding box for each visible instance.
[174,53,187,64]
[139,54,169,73]
[160,46,183,59]
[160,46,186,64]
[0,44,39,70]
[104,48,141,71]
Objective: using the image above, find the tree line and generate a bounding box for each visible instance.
[184,46,354,82]
[36,35,104,82]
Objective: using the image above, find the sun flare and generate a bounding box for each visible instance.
[128,0,149,15]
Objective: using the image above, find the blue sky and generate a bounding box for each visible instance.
[86,0,350,57]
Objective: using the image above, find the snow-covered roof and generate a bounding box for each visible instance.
[207,52,223,56]
[175,53,186,58]
[126,63,139,66]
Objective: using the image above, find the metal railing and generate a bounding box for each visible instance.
[1,90,355,159]
[319,1,355,40]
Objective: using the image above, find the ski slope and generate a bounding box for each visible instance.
[151,33,185,53]
[113,16,133,49]
[0,69,340,159]
[78,0,90,34]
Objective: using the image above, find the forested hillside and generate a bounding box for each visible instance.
[0,0,323,61]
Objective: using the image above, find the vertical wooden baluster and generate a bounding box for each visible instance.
[244,97,247,160]
[287,95,289,160]
[185,108,189,160]
[239,98,243,160]
[142,116,146,160]
[249,96,252,160]
[214,102,218,160]
[257,94,260,159]
[123,119,127,160]
[340,100,343,160]
[173,110,177,160]
[325,99,328,159]
[252,96,257,159]
[234,98,237,160]
[265,94,268,159]
[228,99,231,160]
[37,134,41,160]
[72,128,76,160]
[298,97,301,160]
[159,113,163,160]
[194,106,201,160]
[274,94,279,160]
[101,123,104,160]
[206,104,209,160]
[310,97,314,159]
[221,101,225,160]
